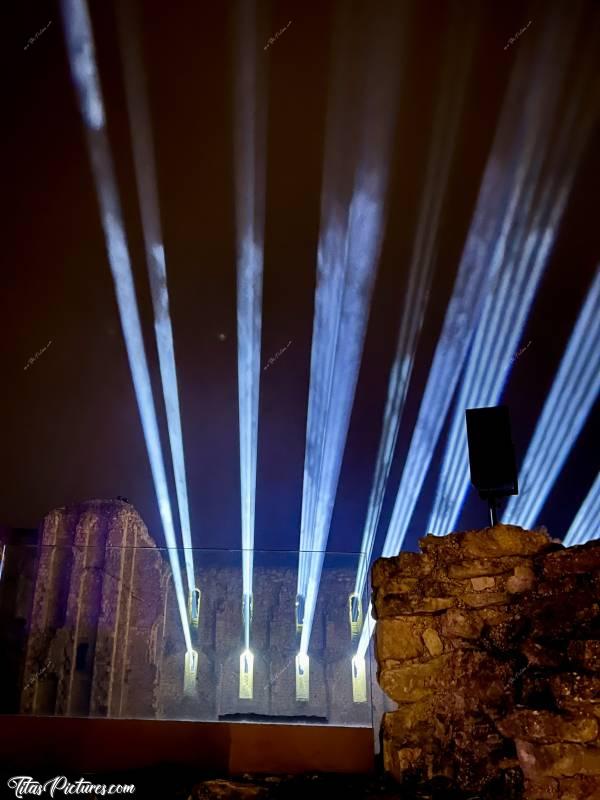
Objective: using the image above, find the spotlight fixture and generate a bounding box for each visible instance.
[188,588,201,629]
[295,653,309,702]
[183,649,198,696]
[351,654,367,703]
[295,594,305,633]
[348,593,363,638]
[239,649,254,700]
[465,405,518,526]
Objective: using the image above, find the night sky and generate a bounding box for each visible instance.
[2,0,599,556]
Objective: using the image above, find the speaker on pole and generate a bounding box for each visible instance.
[465,405,518,526]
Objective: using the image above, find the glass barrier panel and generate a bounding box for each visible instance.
[0,545,376,727]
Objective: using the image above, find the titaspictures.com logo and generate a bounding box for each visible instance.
[6,777,135,798]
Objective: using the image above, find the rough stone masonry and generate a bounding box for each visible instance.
[372,524,600,800]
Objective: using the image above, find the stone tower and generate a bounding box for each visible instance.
[20,499,170,718]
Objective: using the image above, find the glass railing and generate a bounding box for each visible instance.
[0,544,376,727]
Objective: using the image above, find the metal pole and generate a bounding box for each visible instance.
[488,496,498,527]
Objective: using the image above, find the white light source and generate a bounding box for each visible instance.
[0,544,5,584]
[239,649,254,700]
[348,593,363,639]
[60,0,191,653]
[351,654,367,703]
[295,594,305,633]
[295,653,310,702]
[189,587,201,628]
[183,648,198,696]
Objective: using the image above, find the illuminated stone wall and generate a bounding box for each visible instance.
[4,499,379,726]
[373,524,600,799]
[19,499,170,718]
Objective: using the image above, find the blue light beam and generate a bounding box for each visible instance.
[353,8,474,600]
[504,268,600,529]
[427,15,598,537]
[60,0,192,652]
[376,5,587,564]
[233,0,266,651]
[116,0,196,599]
[297,4,404,657]
[563,473,600,547]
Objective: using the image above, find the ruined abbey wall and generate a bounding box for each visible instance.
[0,499,379,727]
[373,524,600,799]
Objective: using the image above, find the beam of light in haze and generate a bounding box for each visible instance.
[297,2,405,657]
[563,473,600,547]
[355,5,589,663]
[116,0,196,599]
[353,5,474,601]
[504,268,600,529]
[233,0,266,651]
[376,6,585,563]
[427,10,598,537]
[60,0,192,653]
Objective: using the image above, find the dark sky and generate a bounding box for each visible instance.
[2,0,599,555]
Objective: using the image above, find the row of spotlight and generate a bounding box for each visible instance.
[183,590,367,703]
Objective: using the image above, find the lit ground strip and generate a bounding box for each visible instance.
[352,12,473,601]
[60,0,191,653]
[372,8,587,565]
[504,269,600,529]
[563,473,600,547]
[116,0,197,607]
[427,29,597,537]
[296,4,403,660]
[233,1,265,659]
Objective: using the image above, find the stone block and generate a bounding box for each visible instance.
[516,740,600,779]
[541,541,600,578]
[498,709,598,743]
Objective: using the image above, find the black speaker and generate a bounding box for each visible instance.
[465,405,518,499]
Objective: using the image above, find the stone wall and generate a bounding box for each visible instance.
[0,499,380,727]
[17,499,171,718]
[372,524,600,799]
[156,562,376,726]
